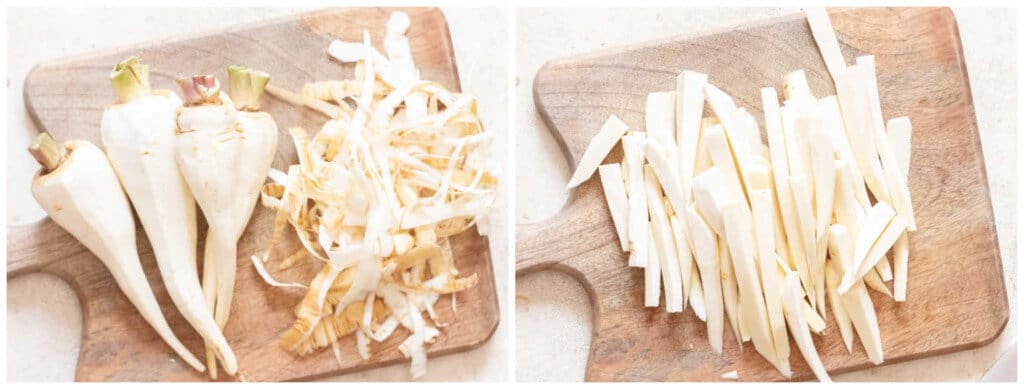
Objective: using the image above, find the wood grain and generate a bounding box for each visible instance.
[12,7,499,382]
[519,7,1007,382]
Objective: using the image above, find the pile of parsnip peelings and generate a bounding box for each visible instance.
[567,9,915,381]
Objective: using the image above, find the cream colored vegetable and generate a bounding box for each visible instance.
[28,135,205,373]
[566,115,630,189]
[100,57,237,375]
[565,8,920,381]
[599,163,631,251]
[174,67,278,377]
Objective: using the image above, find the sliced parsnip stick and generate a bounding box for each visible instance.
[802,300,826,335]
[805,8,847,83]
[875,258,893,281]
[719,236,743,348]
[763,88,814,304]
[849,202,896,278]
[887,116,912,301]
[565,115,630,189]
[858,58,915,231]
[893,233,910,301]
[836,64,892,203]
[809,129,836,238]
[644,140,687,217]
[751,189,792,377]
[874,117,916,230]
[645,91,677,146]
[864,269,894,298]
[692,167,729,236]
[738,299,751,343]
[677,71,708,202]
[695,117,716,175]
[670,214,695,308]
[825,260,855,353]
[722,202,776,366]
[704,84,738,132]
[828,225,884,364]
[622,133,649,267]
[690,271,707,322]
[686,205,725,353]
[704,124,749,205]
[834,159,867,232]
[788,174,819,308]
[781,272,831,382]
[646,166,684,312]
[847,216,908,292]
[783,70,813,105]
[821,96,871,210]
[598,164,630,251]
[645,226,662,308]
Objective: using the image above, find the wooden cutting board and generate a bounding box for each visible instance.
[10,7,499,382]
[518,7,1007,382]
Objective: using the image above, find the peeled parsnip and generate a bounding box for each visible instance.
[29,134,204,373]
[101,57,237,375]
[175,67,278,377]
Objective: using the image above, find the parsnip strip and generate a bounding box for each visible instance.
[722,202,776,366]
[645,227,662,308]
[859,58,916,231]
[565,115,631,189]
[781,272,831,382]
[598,164,630,251]
[751,189,792,377]
[670,214,695,308]
[646,166,683,312]
[686,206,724,353]
[805,8,847,83]
[828,225,883,364]
[676,71,708,202]
[645,91,677,146]
[622,133,649,267]
[719,236,743,348]
[825,260,855,353]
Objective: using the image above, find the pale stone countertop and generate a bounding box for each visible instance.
[515,7,1016,382]
[5,7,508,382]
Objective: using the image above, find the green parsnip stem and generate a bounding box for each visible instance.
[110,57,151,103]
[28,133,64,172]
[228,65,270,111]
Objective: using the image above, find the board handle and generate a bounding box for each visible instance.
[516,180,617,274]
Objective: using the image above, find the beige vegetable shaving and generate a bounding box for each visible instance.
[254,12,495,379]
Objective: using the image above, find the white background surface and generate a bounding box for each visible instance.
[515,7,1017,382]
[5,7,509,382]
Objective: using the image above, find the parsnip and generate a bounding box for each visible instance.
[101,57,237,375]
[781,272,831,382]
[598,164,630,251]
[685,206,724,353]
[722,202,780,374]
[645,167,683,311]
[825,260,855,353]
[828,225,883,364]
[175,67,279,376]
[719,236,742,348]
[29,135,204,373]
[566,115,630,189]
[622,133,649,267]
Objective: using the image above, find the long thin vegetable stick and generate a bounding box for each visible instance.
[566,115,631,189]
[598,164,631,251]
[646,166,683,312]
[719,236,742,348]
[622,133,649,267]
[686,206,724,353]
[781,272,831,382]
